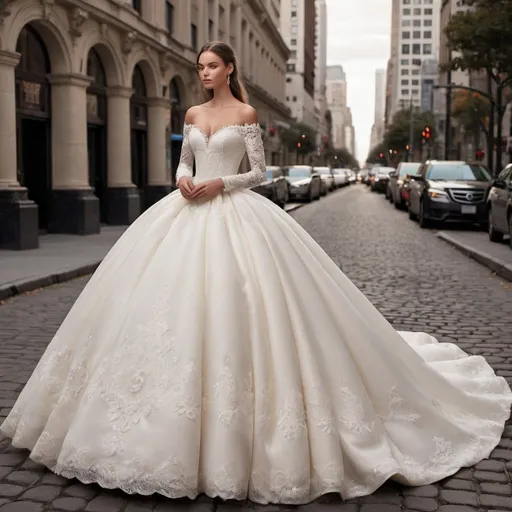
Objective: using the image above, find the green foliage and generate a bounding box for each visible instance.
[366,142,388,164]
[280,122,317,154]
[443,1,512,83]
[451,89,490,135]
[383,109,436,151]
[328,147,358,168]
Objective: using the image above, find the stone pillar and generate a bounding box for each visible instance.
[212,0,220,40]
[0,50,39,250]
[145,97,172,207]
[106,85,140,225]
[48,73,100,235]
[234,7,242,57]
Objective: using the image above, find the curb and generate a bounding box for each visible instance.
[437,232,512,282]
[0,261,102,302]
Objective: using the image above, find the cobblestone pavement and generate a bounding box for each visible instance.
[1,184,512,512]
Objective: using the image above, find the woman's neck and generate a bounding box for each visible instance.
[210,86,234,106]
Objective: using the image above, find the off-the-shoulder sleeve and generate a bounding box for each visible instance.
[221,124,266,191]
[175,124,194,185]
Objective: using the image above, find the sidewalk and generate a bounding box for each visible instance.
[437,229,512,282]
[0,203,305,301]
[0,226,127,301]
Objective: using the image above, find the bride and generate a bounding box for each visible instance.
[1,41,511,505]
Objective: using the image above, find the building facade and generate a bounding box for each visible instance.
[386,0,441,120]
[0,0,290,250]
[314,0,328,147]
[280,0,316,128]
[326,65,355,153]
[370,68,386,150]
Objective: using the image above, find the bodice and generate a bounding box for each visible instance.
[187,125,249,182]
[176,123,267,192]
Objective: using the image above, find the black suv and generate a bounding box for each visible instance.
[408,160,492,228]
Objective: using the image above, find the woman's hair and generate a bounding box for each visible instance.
[197,41,248,104]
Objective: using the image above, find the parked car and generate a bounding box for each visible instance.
[408,160,492,229]
[332,169,349,187]
[283,165,322,202]
[251,166,289,208]
[371,167,395,193]
[387,162,422,209]
[487,163,512,247]
[314,166,335,194]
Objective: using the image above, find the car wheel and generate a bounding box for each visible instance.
[408,202,417,221]
[508,211,512,249]
[418,199,431,229]
[488,207,504,242]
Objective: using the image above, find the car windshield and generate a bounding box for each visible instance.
[399,163,421,176]
[287,168,311,177]
[315,168,330,174]
[427,163,491,181]
[265,170,273,179]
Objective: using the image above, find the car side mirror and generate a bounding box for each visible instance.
[492,179,507,189]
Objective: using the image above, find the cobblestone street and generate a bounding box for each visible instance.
[1,184,512,512]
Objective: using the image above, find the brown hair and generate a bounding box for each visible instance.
[197,41,248,104]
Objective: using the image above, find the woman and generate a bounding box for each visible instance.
[1,41,510,505]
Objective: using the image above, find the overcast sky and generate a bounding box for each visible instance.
[326,0,392,162]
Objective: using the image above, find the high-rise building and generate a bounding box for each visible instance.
[315,0,329,145]
[370,69,386,150]
[280,0,317,127]
[385,0,441,120]
[326,65,355,152]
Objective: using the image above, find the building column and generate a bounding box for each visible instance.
[199,0,208,46]
[146,96,172,207]
[234,7,242,57]
[212,0,220,40]
[48,73,100,235]
[179,1,192,46]
[106,85,140,225]
[0,50,39,250]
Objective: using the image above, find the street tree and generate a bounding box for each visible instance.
[450,90,489,154]
[383,109,436,156]
[279,121,317,156]
[444,0,512,170]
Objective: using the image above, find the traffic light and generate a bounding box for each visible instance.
[424,126,431,139]
[475,149,485,160]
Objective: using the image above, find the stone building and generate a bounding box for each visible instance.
[0,0,290,250]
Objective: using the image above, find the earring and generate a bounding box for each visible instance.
[227,74,231,85]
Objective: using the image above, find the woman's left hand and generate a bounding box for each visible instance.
[188,178,224,201]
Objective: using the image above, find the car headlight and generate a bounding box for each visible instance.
[428,189,449,202]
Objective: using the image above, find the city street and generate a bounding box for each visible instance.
[1,184,512,512]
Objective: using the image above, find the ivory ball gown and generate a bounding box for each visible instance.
[1,122,511,505]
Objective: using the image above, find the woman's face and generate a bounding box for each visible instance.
[197,50,233,90]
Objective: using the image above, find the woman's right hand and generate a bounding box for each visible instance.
[178,177,195,199]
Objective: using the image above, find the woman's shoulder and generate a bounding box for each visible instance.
[237,104,258,125]
[184,105,203,124]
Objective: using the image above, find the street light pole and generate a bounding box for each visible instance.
[408,98,414,162]
[487,71,495,174]
[445,69,452,160]
[496,83,503,175]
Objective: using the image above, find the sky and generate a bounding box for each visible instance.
[326,0,392,162]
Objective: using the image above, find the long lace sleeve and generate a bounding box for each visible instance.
[175,124,193,185]
[221,124,266,191]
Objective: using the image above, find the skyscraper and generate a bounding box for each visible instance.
[280,0,317,127]
[315,0,328,144]
[326,65,355,153]
[385,0,441,120]
[370,69,386,150]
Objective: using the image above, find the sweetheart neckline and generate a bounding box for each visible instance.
[184,123,259,144]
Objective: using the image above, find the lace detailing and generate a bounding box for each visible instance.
[220,124,266,191]
[175,124,193,184]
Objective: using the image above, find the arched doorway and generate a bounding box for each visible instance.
[86,48,108,222]
[130,65,148,209]
[15,25,51,230]
[169,77,185,184]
